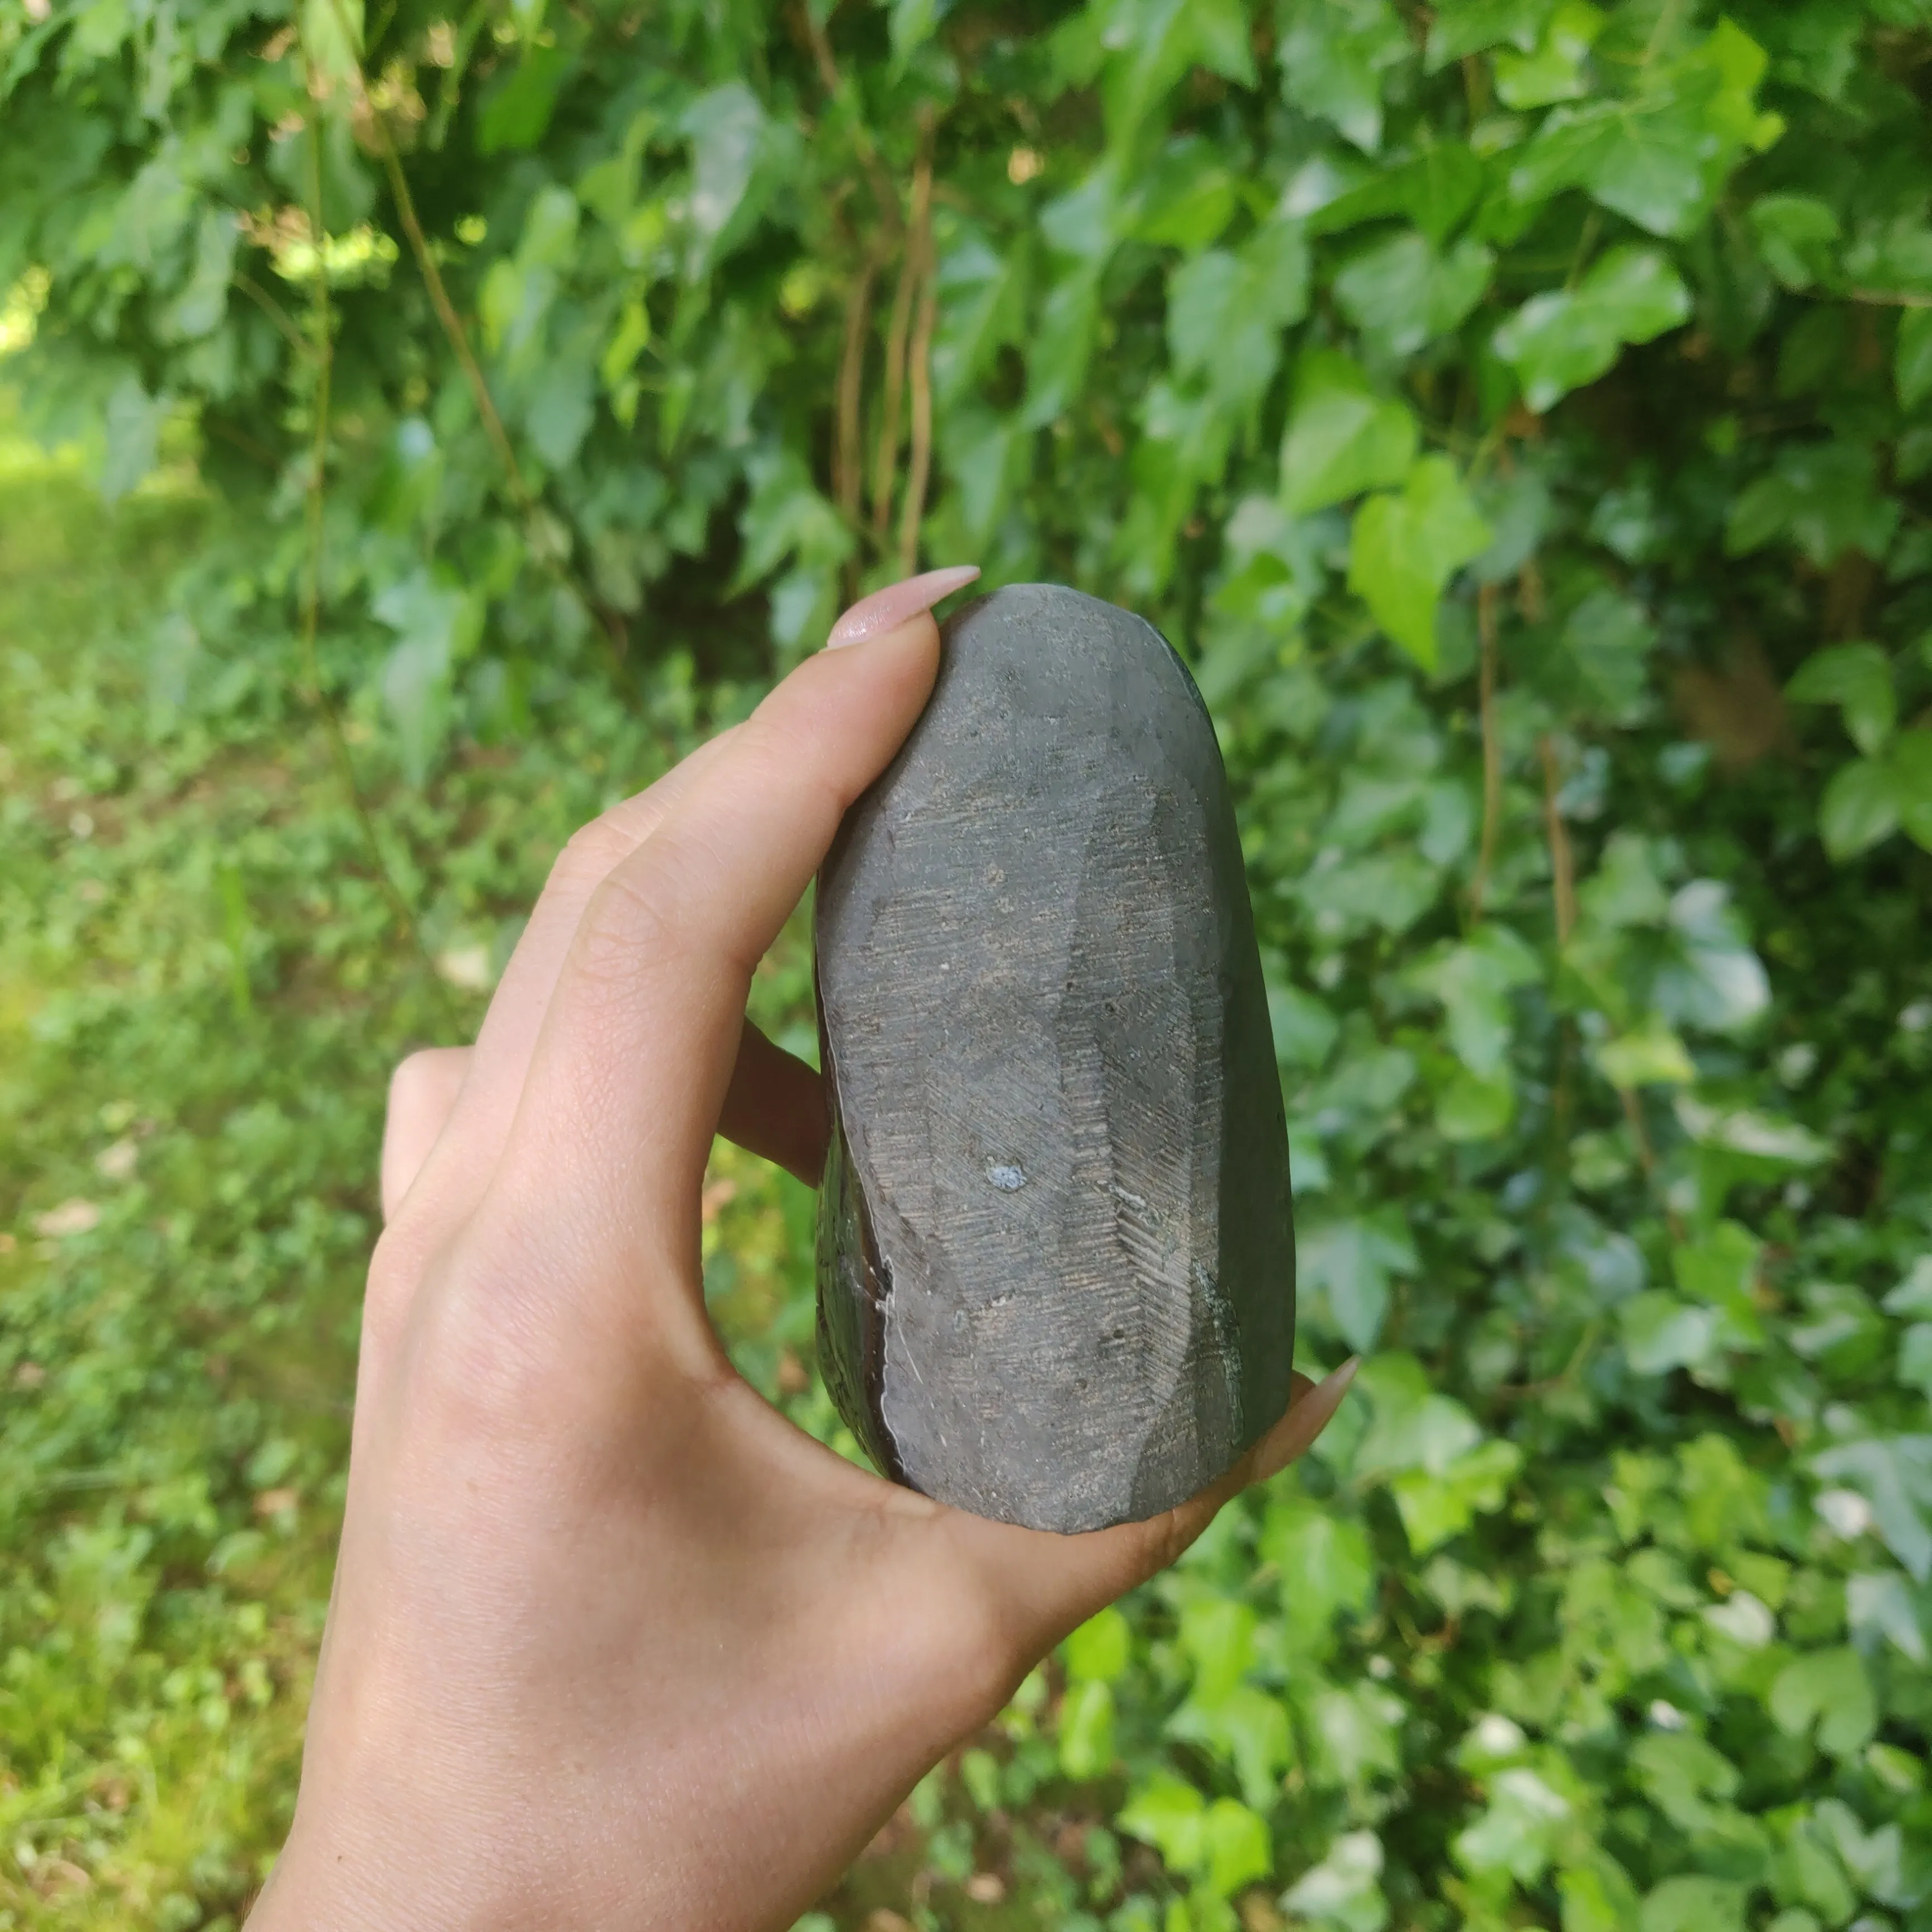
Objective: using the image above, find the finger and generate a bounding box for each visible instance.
[718,1021,826,1186]
[397,729,741,1228]
[494,572,974,1296]
[380,1047,473,1221]
[954,1357,1361,1658]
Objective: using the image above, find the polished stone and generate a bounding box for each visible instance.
[815,584,1296,1532]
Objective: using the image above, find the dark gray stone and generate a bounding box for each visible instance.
[813,584,1295,1533]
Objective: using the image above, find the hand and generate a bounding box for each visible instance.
[250,571,1357,1932]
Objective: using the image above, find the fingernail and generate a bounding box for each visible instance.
[826,566,981,648]
[1254,1356,1361,1482]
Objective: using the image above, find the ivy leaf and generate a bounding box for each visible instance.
[1770,1647,1878,1759]
[158,207,237,342]
[1281,1831,1387,1928]
[1787,642,1896,755]
[99,373,167,503]
[1404,925,1539,1079]
[1125,136,1238,253]
[1022,267,1100,425]
[1279,351,1417,513]
[1311,142,1487,245]
[1594,1015,1696,1089]
[1426,0,1543,70]
[1167,217,1308,408]
[1818,756,1900,861]
[1899,306,1932,411]
[1332,229,1493,361]
[476,42,574,155]
[1640,1876,1749,1932]
[1491,247,1690,412]
[1348,455,1493,669]
[1750,193,1841,291]
[1725,439,1900,567]
[1492,1,1606,112]
[1277,0,1410,154]
[1056,1678,1115,1779]
[1394,1438,1523,1553]
[1064,1604,1131,1683]
[1300,1213,1418,1353]
[1811,1435,1932,1581]
[679,83,769,269]
[1508,22,1778,238]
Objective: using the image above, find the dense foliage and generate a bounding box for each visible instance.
[7,0,1932,1926]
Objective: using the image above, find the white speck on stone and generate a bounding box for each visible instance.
[987,1163,1026,1192]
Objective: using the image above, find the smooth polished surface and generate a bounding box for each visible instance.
[815,584,1296,1532]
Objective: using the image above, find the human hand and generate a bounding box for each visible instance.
[249,569,1357,1932]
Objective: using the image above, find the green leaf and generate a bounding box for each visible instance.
[1022,267,1100,426]
[99,373,167,503]
[1507,23,1778,238]
[1118,1771,1206,1874]
[1750,193,1841,291]
[1057,1677,1115,1779]
[1770,1647,1878,1759]
[1300,1214,1418,1353]
[476,42,574,155]
[1900,307,1932,411]
[1491,247,1691,411]
[1819,756,1900,861]
[1064,1604,1131,1683]
[1726,440,1900,567]
[1348,455,1493,669]
[1277,0,1410,154]
[1493,1,1606,111]
[1332,230,1493,361]
[1202,1797,1271,1896]
[1167,217,1308,408]
[1393,1437,1523,1552]
[1281,1831,1386,1931]
[1454,1765,1570,1883]
[1640,1876,1749,1932]
[1126,136,1238,253]
[1425,0,1543,69]
[1621,1293,1716,1375]
[679,83,769,268]
[158,207,238,342]
[1811,1436,1932,1581]
[1787,642,1896,755]
[1594,1016,1695,1088]
[1280,351,1417,513]
[1404,926,1539,1078]
[300,0,362,93]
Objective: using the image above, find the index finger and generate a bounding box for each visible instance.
[485,595,955,1310]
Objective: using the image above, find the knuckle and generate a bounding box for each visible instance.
[555,813,643,894]
[569,860,689,995]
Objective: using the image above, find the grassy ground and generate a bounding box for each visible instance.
[0,429,1060,1929]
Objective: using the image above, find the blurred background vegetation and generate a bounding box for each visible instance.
[4,0,1932,1928]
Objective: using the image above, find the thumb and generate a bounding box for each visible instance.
[948,1357,1362,1660]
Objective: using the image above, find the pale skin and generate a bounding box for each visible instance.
[247,571,1357,1932]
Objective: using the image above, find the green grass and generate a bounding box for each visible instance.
[0,430,1064,1931]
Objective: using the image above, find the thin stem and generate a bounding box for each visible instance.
[323,0,528,509]
[1538,734,1576,945]
[1849,287,1932,310]
[897,143,938,577]
[1471,581,1501,925]
[234,271,314,360]
[799,2,901,232]
[835,249,879,598]
[871,215,918,548]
